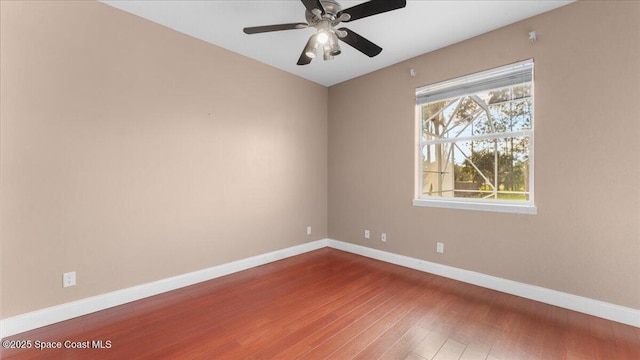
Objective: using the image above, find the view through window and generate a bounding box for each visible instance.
[415,60,535,213]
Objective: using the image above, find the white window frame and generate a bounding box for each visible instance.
[413,60,537,214]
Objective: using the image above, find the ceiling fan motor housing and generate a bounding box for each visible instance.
[306,0,343,25]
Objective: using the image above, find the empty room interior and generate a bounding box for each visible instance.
[1,0,639,359]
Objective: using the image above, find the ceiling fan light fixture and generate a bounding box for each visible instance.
[323,50,334,61]
[316,30,330,44]
[304,41,318,58]
[328,32,341,56]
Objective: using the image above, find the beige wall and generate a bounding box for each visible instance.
[0,1,327,317]
[328,0,640,309]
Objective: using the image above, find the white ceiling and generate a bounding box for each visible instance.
[101,0,573,87]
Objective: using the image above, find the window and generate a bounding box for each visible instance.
[414,60,536,214]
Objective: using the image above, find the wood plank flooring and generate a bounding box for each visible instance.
[1,248,638,359]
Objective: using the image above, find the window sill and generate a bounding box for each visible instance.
[412,198,537,215]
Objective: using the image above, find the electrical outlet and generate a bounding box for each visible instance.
[63,271,76,288]
[307,226,312,235]
[436,242,444,254]
[381,233,387,242]
[364,230,370,239]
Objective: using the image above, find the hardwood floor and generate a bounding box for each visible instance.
[1,248,638,359]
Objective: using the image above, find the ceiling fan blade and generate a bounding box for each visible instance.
[300,0,325,15]
[340,0,406,22]
[297,35,317,65]
[337,28,382,57]
[243,23,308,34]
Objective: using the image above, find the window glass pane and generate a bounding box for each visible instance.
[485,85,533,133]
[446,97,479,138]
[421,136,530,201]
[495,137,530,201]
[422,99,452,141]
[421,99,451,122]
[416,60,533,209]
[421,143,455,197]
[419,85,532,140]
[454,139,494,199]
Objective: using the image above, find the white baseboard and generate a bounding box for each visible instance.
[326,239,640,328]
[0,239,328,338]
[3,238,637,338]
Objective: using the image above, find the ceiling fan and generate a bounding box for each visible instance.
[243,0,407,65]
